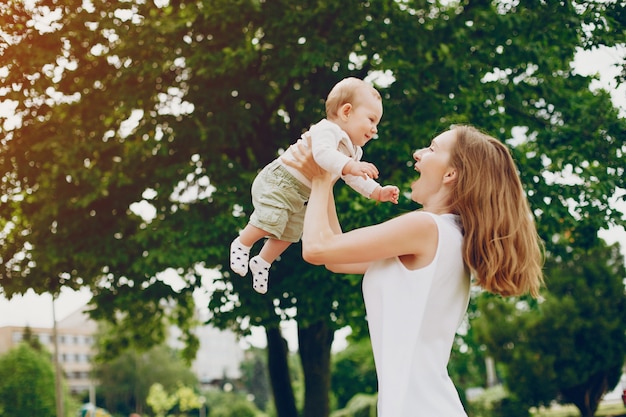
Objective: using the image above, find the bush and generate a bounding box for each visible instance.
[492,397,529,417]
[0,343,56,417]
[206,392,264,417]
[467,385,529,417]
[210,401,257,417]
[331,393,377,417]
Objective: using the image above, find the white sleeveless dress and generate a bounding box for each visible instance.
[362,213,470,416]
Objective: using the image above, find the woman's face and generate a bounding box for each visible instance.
[410,129,457,204]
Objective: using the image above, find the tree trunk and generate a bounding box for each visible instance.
[266,326,298,417]
[562,368,620,417]
[298,320,334,417]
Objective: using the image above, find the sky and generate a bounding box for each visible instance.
[0,46,624,352]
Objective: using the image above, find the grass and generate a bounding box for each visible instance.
[531,401,626,417]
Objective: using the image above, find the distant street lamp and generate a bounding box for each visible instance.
[199,396,206,417]
[52,294,65,417]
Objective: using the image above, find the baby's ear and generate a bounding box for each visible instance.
[339,103,352,120]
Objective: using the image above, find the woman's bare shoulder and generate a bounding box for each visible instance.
[377,210,439,250]
[393,210,439,229]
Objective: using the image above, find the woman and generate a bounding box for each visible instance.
[287,125,543,416]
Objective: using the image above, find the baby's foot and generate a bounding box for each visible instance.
[230,237,251,276]
[249,255,271,294]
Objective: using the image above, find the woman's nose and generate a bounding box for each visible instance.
[413,149,423,161]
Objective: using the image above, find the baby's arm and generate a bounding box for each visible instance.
[342,160,379,180]
[310,124,353,176]
[343,172,399,205]
[371,185,400,204]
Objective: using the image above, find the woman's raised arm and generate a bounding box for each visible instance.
[303,173,438,273]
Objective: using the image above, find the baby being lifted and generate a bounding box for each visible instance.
[229,77,399,293]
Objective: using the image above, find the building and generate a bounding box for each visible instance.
[191,324,243,386]
[167,312,245,387]
[0,305,96,393]
[0,304,245,394]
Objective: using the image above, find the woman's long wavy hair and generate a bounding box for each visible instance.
[449,125,544,298]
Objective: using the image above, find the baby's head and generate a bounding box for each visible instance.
[325,77,381,120]
[325,78,383,147]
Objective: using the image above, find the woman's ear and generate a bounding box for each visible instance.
[443,168,458,184]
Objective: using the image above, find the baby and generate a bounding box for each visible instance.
[230,77,399,293]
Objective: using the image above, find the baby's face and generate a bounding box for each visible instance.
[341,90,382,147]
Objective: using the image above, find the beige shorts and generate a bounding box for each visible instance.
[249,160,311,242]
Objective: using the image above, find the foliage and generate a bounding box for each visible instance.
[330,393,377,417]
[94,344,198,416]
[1,0,624,344]
[474,242,626,417]
[21,325,45,352]
[532,402,626,417]
[147,384,179,417]
[77,404,112,417]
[204,391,263,417]
[285,346,305,412]
[330,330,490,414]
[448,293,490,404]
[147,383,202,417]
[466,385,530,417]
[1,1,625,416]
[331,338,377,409]
[330,330,490,413]
[0,343,56,417]
[239,347,272,411]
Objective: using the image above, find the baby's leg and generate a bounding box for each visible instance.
[250,239,292,294]
[230,224,268,276]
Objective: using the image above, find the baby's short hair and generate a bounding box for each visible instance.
[325,77,381,118]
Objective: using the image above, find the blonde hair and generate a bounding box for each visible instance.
[325,77,381,118]
[449,125,544,298]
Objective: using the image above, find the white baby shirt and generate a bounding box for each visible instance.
[280,119,380,198]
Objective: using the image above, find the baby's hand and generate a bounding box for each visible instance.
[377,185,400,204]
[344,160,379,179]
[282,135,326,180]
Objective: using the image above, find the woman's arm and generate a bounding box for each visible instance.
[321,186,373,274]
[302,174,438,273]
[286,136,438,273]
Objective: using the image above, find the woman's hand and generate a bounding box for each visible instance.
[281,134,327,180]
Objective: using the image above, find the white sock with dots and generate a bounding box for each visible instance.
[230,237,251,276]
[249,255,271,294]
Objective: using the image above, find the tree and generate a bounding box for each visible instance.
[94,344,198,416]
[0,343,56,417]
[22,325,45,352]
[474,242,626,417]
[1,1,624,417]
